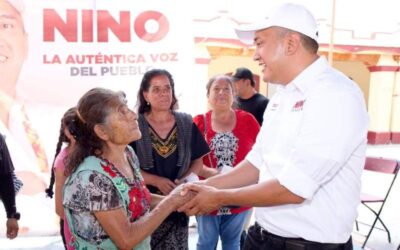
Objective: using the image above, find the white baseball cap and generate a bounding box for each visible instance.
[235,3,318,45]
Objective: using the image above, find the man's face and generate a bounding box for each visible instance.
[0,0,27,89]
[233,78,245,98]
[253,27,286,84]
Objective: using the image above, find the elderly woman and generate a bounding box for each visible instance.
[193,75,260,250]
[62,88,191,250]
[130,69,209,249]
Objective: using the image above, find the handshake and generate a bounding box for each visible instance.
[164,174,223,216]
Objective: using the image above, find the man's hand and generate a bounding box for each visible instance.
[164,184,195,210]
[6,218,19,239]
[177,183,222,216]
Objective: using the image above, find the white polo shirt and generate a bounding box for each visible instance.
[246,57,369,243]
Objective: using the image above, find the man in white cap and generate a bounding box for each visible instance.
[179,3,368,249]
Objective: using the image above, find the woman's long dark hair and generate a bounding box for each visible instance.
[45,107,77,198]
[65,88,126,175]
[136,69,178,114]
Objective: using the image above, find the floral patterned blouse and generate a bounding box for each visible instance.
[63,148,151,246]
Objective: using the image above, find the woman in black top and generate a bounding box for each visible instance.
[131,69,210,250]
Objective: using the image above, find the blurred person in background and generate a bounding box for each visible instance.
[193,75,259,250]
[232,67,269,126]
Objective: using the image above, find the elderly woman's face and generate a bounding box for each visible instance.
[143,75,173,112]
[102,103,141,145]
[208,79,234,110]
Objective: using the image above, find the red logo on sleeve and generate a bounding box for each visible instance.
[292,100,306,112]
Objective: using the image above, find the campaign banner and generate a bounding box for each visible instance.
[0,0,198,236]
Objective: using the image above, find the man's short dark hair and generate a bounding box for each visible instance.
[232,67,255,87]
[276,27,319,54]
[300,34,319,54]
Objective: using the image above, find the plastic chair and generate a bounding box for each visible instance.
[355,156,399,248]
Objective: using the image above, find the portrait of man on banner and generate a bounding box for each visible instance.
[0,0,58,235]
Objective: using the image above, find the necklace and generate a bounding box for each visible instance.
[101,156,135,183]
[117,163,134,183]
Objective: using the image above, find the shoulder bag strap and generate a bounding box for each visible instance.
[203,114,214,169]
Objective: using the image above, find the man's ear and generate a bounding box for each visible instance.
[285,33,300,56]
[245,79,252,87]
[94,124,109,141]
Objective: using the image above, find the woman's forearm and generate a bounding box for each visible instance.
[96,186,191,249]
[150,193,164,209]
[55,169,66,218]
[140,170,159,186]
[178,158,204,181]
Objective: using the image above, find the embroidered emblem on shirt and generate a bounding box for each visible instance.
[149,126,177,158]
[292,100,306,112]
[209,132,238,170]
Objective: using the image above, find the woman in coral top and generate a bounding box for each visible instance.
[193,75,260,250]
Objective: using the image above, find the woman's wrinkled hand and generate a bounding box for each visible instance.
[165,184,196,210]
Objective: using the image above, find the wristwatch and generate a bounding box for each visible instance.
[8,212,20,220]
